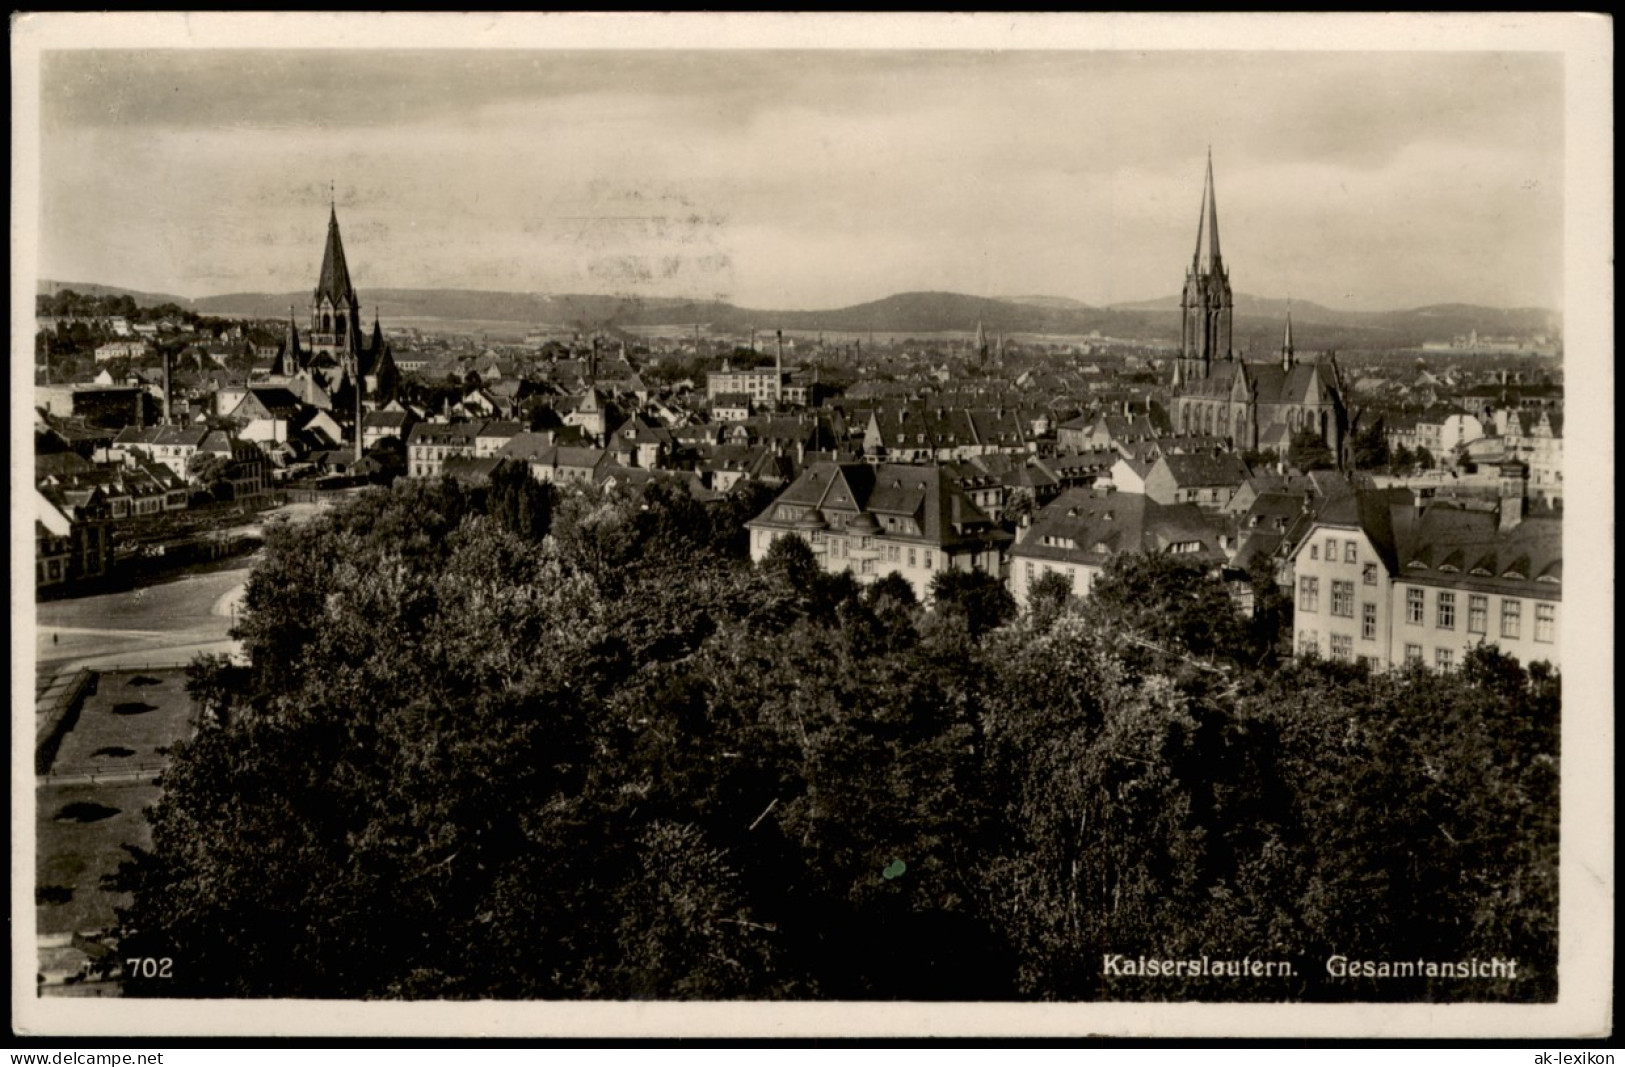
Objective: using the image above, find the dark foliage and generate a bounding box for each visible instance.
[115,477,1560,1002]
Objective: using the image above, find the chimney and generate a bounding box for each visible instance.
[162,349,172,424]
[1498,459,1528,530]
[354,352,365,463]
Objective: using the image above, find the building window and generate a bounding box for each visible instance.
[1310,544,1319,560]
[1435,648,1454,672]
[1436,592,1455,630]
[1501,600,1522,640]
[1404,643,1423,665]
[1363,563,1378,586]
[1298,576,1319,612]
[1344,541,1358,563]
[1362,602,1377,640]
[924,551,934,570]
[1298,630,1318,655]
[1535,602,1555,643]
[1325,537,1337,560]
[908,547,917,568]
[1330,634,1353,661]
[1468,594,1488,634]
[1331,580,1354,618]
[1406,588,1425,625]
[1025,562,1033,582]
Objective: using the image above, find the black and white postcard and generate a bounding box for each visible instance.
[11,11,1612,1041]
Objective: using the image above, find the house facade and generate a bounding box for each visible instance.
[1288,468,1560,671]
[407,422,482,479]
[746,462,1011,602]
[1006,488,1230,607]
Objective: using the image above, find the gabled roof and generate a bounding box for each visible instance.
[495,431,557,463]
[477,420,525,440]
[749,461,1007,550]
[408,421,484,447]
[1153,452,1251,489]
[114,425,211,448]
[362,409,415,430]
[1011,488,1228,567]
[1391,503,1561,597]
[237,386,306,419]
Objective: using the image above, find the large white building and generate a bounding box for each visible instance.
[1289,465,1560,672]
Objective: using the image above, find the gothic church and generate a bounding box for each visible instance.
[1169,155,1347,458]
[277,204,399,428]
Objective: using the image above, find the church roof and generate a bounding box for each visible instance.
[314,206,358,308]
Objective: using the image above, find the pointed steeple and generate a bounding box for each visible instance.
[368,307,386,367]
[1203,148,1223,271]
[282,305,301,375]
[315,204,357,307]
[1191,171,1209,270]
[1281,307,1295,371]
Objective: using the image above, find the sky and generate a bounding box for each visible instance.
[31,27,1567,313]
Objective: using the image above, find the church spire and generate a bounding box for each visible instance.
[1203,147,1223,271]
[1281,306,1296,371]
[1191,172,1209,270]
[315,204,357,308]
[282,304,301,376]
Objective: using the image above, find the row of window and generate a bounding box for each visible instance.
[1300,631,1475,672]
[1309,538,1361,565]
[826,536,934,569]
[1403,644,1457,671]
[1403,589,1554,642]
[1301,579,1555,644]
[1023,561,1094,591]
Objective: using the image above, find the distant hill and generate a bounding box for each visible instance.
[39,280,196,308]
[999,295,1095,311]
[41,279,1558,351]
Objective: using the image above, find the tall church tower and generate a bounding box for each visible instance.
[1177,151,1233,383]
[308,204,362,363]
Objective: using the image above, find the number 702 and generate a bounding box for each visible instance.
[125,957,173,978]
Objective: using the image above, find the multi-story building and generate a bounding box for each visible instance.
[1288,464,1560,671]
[407,421,482,479]
[707,361,792,407]
[35,486,113,591]
[746,462,1011,602]
[1007,487,1230,606]
[113,425,211,481]
[94,340,152,363]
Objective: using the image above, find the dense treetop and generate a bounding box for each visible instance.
[115,469,1559,1001]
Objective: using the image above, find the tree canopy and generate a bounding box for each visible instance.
[113,475,1559,1002]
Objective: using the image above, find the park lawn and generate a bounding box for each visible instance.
[36,780,161,936]
[49,669,196,777]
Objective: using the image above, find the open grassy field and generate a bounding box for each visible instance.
[49,668,195,778]
[36,780,161,936]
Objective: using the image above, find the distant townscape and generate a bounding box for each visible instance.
[34,159,1561,1001]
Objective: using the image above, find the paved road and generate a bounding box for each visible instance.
[36,557,255,672]
[33,497,336,673]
